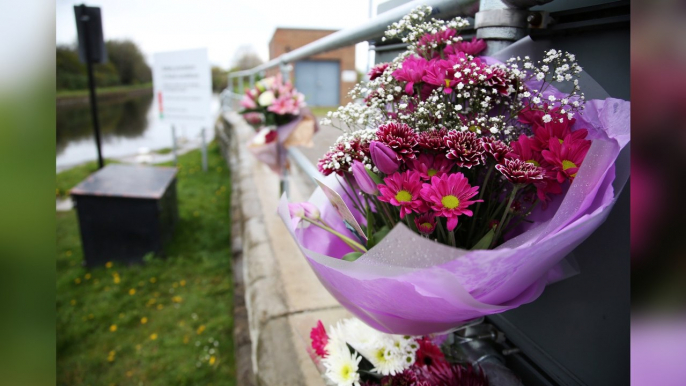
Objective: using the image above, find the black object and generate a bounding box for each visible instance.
[71,164,178,266]
[74,4,107,168]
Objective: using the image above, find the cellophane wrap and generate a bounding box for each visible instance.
[278,38,630,335]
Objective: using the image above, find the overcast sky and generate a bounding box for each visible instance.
[55,0,379,71]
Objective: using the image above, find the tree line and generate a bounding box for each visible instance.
[57,39,152,91]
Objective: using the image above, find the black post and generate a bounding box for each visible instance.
[80,5,104,169]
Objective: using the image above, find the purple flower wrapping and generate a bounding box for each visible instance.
[278,39,630,335]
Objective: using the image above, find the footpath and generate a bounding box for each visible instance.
[218,111,350,386]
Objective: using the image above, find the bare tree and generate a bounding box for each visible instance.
[230,45,263,71]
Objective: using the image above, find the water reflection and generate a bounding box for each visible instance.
[56,92,153,158]
[56,92,218,169]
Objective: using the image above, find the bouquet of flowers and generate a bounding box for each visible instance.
[279,6,630,335]
[309,318,489,386]
[239,74,318,172]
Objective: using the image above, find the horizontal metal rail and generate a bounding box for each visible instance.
[223,0,480,187]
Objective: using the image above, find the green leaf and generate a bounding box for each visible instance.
[365,167,383,185]
[342,252,363,262]
[471,229,495,250]
[367,226,390,249]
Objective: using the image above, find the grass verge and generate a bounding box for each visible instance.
[56,141,236,386]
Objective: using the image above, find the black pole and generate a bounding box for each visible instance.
[80,5,104,169]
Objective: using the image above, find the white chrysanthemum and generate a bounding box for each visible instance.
[322,345,362,386]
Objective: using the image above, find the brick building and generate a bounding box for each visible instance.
[268,28,356,107]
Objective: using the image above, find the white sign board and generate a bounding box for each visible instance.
[153,48,212,128]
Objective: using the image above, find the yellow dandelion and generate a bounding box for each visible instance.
[74,278,81,284]
[196,325,206,334]
[209,356,216,365]
[180,280,186,286]
[70,299,76,306]
[150,333,158,340]
[147,298,156,306]
[65,250,72,257]
[105,262,113,269]
[136,344,142,351]
[156,304,164,310]
[172,296,183,303]
[141,317,148,324]
[149,277,157,284]
[183,335,189,344]
[88,314,94,319]
[85,273,91,280]
[128,288,136,295]
[109,324,117,332]
[126,370,133,378]
[107,350,116,362]
[179,320,186,327]
[113,274,121,284]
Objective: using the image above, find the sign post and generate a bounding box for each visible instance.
[74,4,107,169]
[152,48,212,171]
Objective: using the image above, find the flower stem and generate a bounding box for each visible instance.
[468,164,494,244]
[492,185,519,248]
[302,218,368,253]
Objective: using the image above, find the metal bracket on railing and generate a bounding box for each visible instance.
[475,0,552,55]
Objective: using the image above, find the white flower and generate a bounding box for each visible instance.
[322,345,362,386]
[251,128,271,146]
[542,114,552,123]
[258,91,275,106]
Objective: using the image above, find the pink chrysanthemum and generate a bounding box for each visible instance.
[418,128,448,152]
[418,362,490,386]
[420,173,482,231]
[417,28,458,58]
[368,62,390,80]
[541,135,592,183]
[310,320,328,357]
[376,122,419,162]
[444,37,487,56]
[408,153,454,181]
[414,213,437,235]
[507,134,547,167]
[495,157,546,185]
[392,55,429,95]
[444,131,485,168]
[422,58,459,93]
[378,171,427,218]
[481,137,511,164]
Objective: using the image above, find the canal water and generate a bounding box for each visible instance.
[56,91,220,170]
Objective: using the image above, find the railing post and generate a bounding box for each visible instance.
[239,75,245,95]
[475,0,551,55]
[249,73,255,89]
[278,62,292,196]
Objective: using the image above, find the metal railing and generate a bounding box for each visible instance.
[221,0,546,190]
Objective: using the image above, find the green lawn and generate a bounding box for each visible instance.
[56,142,236,386]
[56,83,153,99]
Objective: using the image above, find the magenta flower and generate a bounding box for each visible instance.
[378,171,427,218]
[422,59,459,93]
[368,62,390,80]
[392,55,428,95]
[533,121,588,152]
[417,28,458,58]
[420,173,482,231]
[542,135,592,183]
[370,141,401,175]
[481,137,511,164]
[444,131,485,168]
[418,128,448,152]
[507,134,547,167]
[310,320,328,357]
[495,158,546,185]
[376,122,419,162]
[414,213,437,235]
[408,153,454,181]
[445,37,487,56]
[243,112,263,125]
[352,160,379,195]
